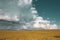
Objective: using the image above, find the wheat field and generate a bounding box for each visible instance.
[0,30,60,40]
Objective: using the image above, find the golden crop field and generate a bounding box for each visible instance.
[0,30,60,40]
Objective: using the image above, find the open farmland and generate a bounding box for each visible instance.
[0,30,60,40]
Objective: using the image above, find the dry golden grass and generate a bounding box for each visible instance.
[0,30,60,40]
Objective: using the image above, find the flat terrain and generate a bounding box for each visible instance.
[0,30,60,40]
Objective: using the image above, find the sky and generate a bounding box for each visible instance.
[33,0,60,28]
[0,0,59,30]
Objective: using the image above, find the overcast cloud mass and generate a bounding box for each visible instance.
[0,0,58,30]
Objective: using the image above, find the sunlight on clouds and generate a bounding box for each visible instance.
[24,0,32,4]
[18,6,58,30]
[32,16,57,29]
[18,0,32,6]
[0,0,58,30]
[0,9,19,22]
[30,7,58,29]
[49,24,57,29]
[21,6,58,29]
[17,0,58,29]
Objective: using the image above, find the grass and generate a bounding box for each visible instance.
[0,30,60,40]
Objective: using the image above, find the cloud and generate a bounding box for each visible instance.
[17,0,32,6]
[32,16,50,29]
[22,16,58,29]
[30,6,58,29]
[49,24,58,29]
[20,6,58,30]
[32,16,58,29]
[31,9,37,14]
[23,0,32,4]
[0,9,19,21]
[0,0,58,30]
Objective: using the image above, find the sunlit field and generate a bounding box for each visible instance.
[0,30,60,40]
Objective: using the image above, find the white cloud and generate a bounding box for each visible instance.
[18,0,32,6]
[31,7,37,14]
[24,0,32,4]
[31,7,36,10]
[21,7,58,29]
[29,7,58,29]
[16,6,58,30]
[31,10,37,14]
[0,0,58,30]
[32,16,58,29]
[21,16,58,29]
[32,16,50,29]
[0,9,19,22]
[49,24,57,29]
